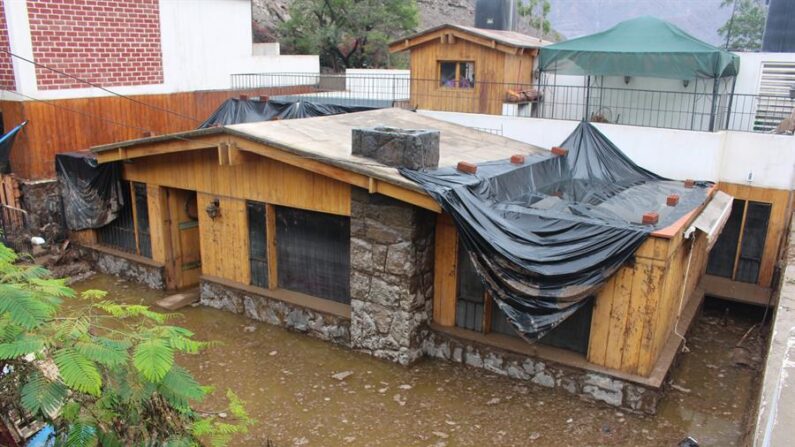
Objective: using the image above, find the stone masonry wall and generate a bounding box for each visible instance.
[20,179,66,243]
[422,330,662,414]
[200,279,350,345]
[78,246,165,290]
[349,188,436,366]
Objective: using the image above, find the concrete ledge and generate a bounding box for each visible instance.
[201,275,351,319]
[78,244,165,289]
[753,228,795,446]
[199,277,351,346]
[703,274,774,307]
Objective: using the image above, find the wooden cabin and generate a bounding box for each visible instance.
[77,108,720,412]
[388,24,549,115]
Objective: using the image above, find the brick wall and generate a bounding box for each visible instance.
[0,0,16,91]
[27,0,164,90]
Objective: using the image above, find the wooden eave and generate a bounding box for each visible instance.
[92,129,442,213]
[389,27,539,57]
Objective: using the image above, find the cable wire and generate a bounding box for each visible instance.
[1,49,202,124]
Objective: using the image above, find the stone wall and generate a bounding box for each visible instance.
[349,188,436,366]
[20,179,66,243]
[422,330,661,414]
[200,279,350,345]
[78,246,165,290]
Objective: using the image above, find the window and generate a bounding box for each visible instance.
[275,206,350,303]
[706,199,772,284]
[247,201,269,288]
[453,242,593,355]
[97,182,151,258]
[439,61,475,88]
[133,183,152,258]
[455,245,485,331]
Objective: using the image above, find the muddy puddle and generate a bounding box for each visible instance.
[73,275,763,446]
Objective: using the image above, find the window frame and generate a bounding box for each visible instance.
[438,60,476,89]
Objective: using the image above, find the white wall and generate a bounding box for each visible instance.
[0,0,319,101]
[418,110,795,190]
[734,52,795,95]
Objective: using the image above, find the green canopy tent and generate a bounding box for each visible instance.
[537,16,740,130]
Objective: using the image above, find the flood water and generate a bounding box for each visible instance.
[73,275,763,446]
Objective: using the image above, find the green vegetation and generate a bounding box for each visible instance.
[0,242,253,446]
[517,0,558,40]
[719,0,766,51]
[279,0,419,71]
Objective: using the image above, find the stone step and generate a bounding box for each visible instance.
[156,289,199,311]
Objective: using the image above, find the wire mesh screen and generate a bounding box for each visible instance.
[735,201,771,284]
[97,182,136,254]
[247,201,268,289]
[133,183,151,258]
[706,199,746,279]
[455,244,485,332]
[275,206,350,303]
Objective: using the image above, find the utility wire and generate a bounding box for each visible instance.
[1,49,202,124]
[3,88,154,134]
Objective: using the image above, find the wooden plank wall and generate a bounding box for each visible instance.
[408,41,502,115]
[587,231,709,376]
[0,87,306,180]
[197,193,250,285]
[717,182,793,288]
[123,148,351,217]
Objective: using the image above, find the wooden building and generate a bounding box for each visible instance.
[79,108,722,412]
[388,24,549,115]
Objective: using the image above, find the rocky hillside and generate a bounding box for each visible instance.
[251,0,543,43]
[252,0,731,46]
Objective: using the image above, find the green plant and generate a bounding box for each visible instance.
[0,242,253,446]
[517,0,553,39]
[279,0,419,71]
[719,0,766,51]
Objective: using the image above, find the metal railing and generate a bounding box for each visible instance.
[230,72,795,134]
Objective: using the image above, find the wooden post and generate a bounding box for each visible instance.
[433,213,458,326]
[265,203,278,289]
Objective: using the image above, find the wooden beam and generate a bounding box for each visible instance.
[265,203,278,289]
[433,213,458,326]
[217,142,230,166]
[95,136,221,163]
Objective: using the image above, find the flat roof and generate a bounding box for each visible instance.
[92,108,547,192]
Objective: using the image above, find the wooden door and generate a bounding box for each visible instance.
[166,189,202,289]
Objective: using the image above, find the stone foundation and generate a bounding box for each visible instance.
[349,188,435,365]
[199,279,350,345]
[422,329,661,414]
[78,245,165,289]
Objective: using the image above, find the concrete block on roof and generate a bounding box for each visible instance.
[352,126,440,170]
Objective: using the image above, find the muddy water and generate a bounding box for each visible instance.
[73,275,761,446]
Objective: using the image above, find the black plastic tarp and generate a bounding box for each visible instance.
[0,121,27,174]
[400,121,711,340]
[55,152,124,231]
[198,98,375,128]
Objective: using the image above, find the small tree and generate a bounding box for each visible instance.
[279,0,419,71]
[517,0,552,39]
[719,0,766,51]
[0,242,253,446]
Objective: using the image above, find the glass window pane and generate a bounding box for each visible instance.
[247,201,268,288]
[440,62,457,87]
[459,62,475,88]
[276,206,350,303]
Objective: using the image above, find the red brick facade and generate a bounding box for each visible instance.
[0,0,16,91]
[27,0,164,90]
